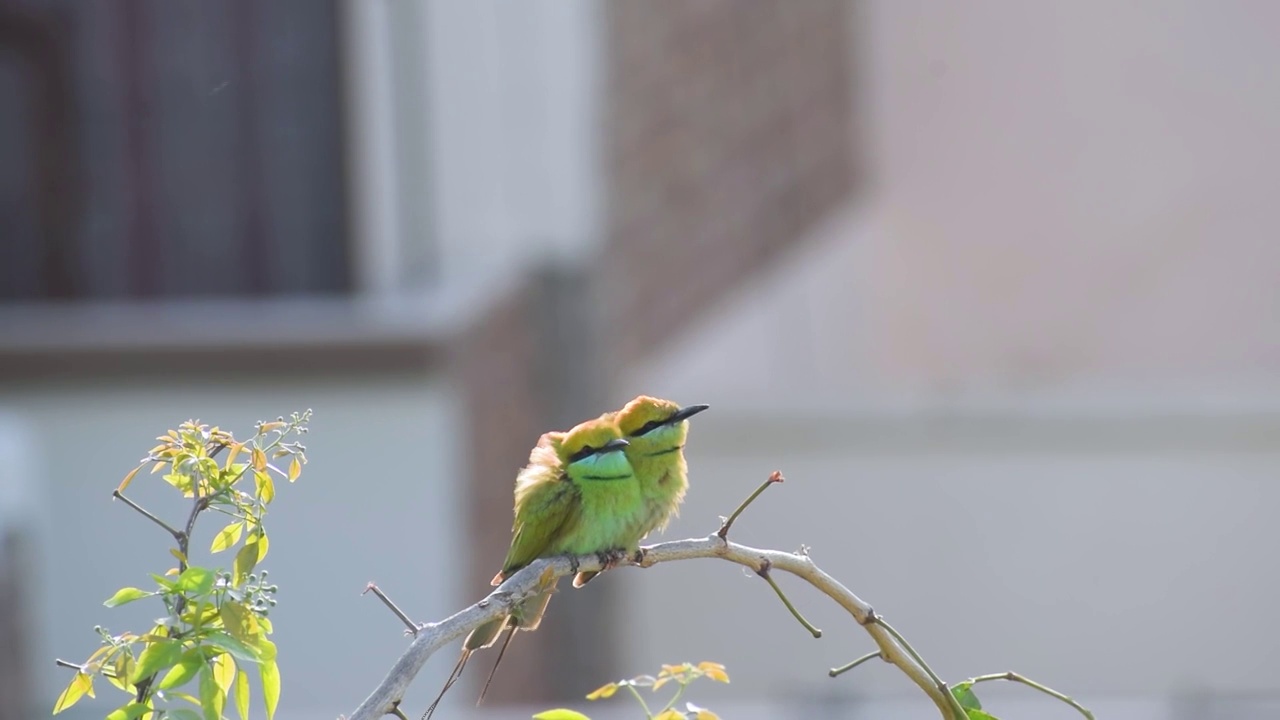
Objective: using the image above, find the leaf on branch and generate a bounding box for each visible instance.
[233,542,259,584]
[584,682,618,700]
[175,566,216,596]
[686,702,721,720]
[131,639,184,684]
[951,681,982,710]
[207,629,262,664]
[104,587,153,608]
[697,661,730,683]
[105,703,150,720]
[157,649,203,690]
[288,457,301,483]
[211,521,245,553]
[255,469,275,504]
[118,464,144,493]
[213,651,236,695]
[200,664,225,720]
[532,711,592,720]
[251,447,268,472]
[653,711,685,720]
[52,672,92,714]
[234,667,251,720]
[261,659,281,720]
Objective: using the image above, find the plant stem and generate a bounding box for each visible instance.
[363,583,419,634]
[967,671,1095,720]
[874,616,968,720]
[717,471,784,539]
[757,561,822,638]
[111,491,181,541]
[829,651,881,678]
[623,683,655,719]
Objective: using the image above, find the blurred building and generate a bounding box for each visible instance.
[1,2,1277,720]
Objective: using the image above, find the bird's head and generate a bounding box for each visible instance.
[559,419,633,482]
[613,395,709,457]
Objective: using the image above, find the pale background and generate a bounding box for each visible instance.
[1,2,1277,719]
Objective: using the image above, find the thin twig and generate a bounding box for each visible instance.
[717,471,784,539]
[349,535,959,720]
[112,491,181,540]
[756,560,821,638]
[966,671,1095,720]
[829,651,881,678]
[363,583,420,635]
[873,616,968,720]
[54,659,83,671]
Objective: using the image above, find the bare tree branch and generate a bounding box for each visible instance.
[348,534,963,720]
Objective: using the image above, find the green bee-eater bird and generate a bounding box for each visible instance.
[424,417,643,719]
[572,396,709,587]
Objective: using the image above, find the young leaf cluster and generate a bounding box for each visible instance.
[53,411,311,720]
[535,661,730,720]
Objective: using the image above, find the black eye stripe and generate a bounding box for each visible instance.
[632,420,661,437]
[568,445,598,463]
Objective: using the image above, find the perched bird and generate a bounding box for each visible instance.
[573,396,710,588]
[424,417,643,719]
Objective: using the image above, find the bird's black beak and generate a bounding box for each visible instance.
[599,437,630,453]
[668,403,710,424]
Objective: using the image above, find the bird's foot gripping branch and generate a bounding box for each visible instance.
[351,471,1094,720]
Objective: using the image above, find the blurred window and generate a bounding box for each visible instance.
[0,0,350,301]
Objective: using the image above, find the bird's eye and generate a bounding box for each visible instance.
[632,419,667,437]
[568,445,598,463]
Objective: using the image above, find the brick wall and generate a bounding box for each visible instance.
[602,0,855,367]
[457,0,857,706]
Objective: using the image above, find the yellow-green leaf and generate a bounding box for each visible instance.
[261,659,281,720]
[117,464,144,493]
[52,672,92,714]
[131,639,184,683]
[104,587,153,608]
[220,602,256,642]
[224,442,244,469]
[175,566,216,596]
[234,542,258,584]
[199,666,224,720]
[287,456,301,482]
[233,665,251,720]
[254,469,275,504]
[207,629,262,664]
[251,447,267,472]
[255,532,270,562]
[170,548,188,565]
[584,682,618,700]
[157,650,202,690]
[253,637,278,663]
[105,702,150,720]
[951,682,982,710]
[108,653,135,692]
[654,711,684,720]
[532,711,591,720]
[213,652,235,695]
[211,521,244,553]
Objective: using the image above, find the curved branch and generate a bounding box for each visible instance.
[348,534,958,720]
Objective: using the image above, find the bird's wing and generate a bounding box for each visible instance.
[495,460,583,582]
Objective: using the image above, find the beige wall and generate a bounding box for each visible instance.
[608,0,1280,713]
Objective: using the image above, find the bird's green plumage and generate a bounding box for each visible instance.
[571,396,708,587]
[426,418,644,719]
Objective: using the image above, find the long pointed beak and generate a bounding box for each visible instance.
[668,403,710,424]
[599,437,630,453]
